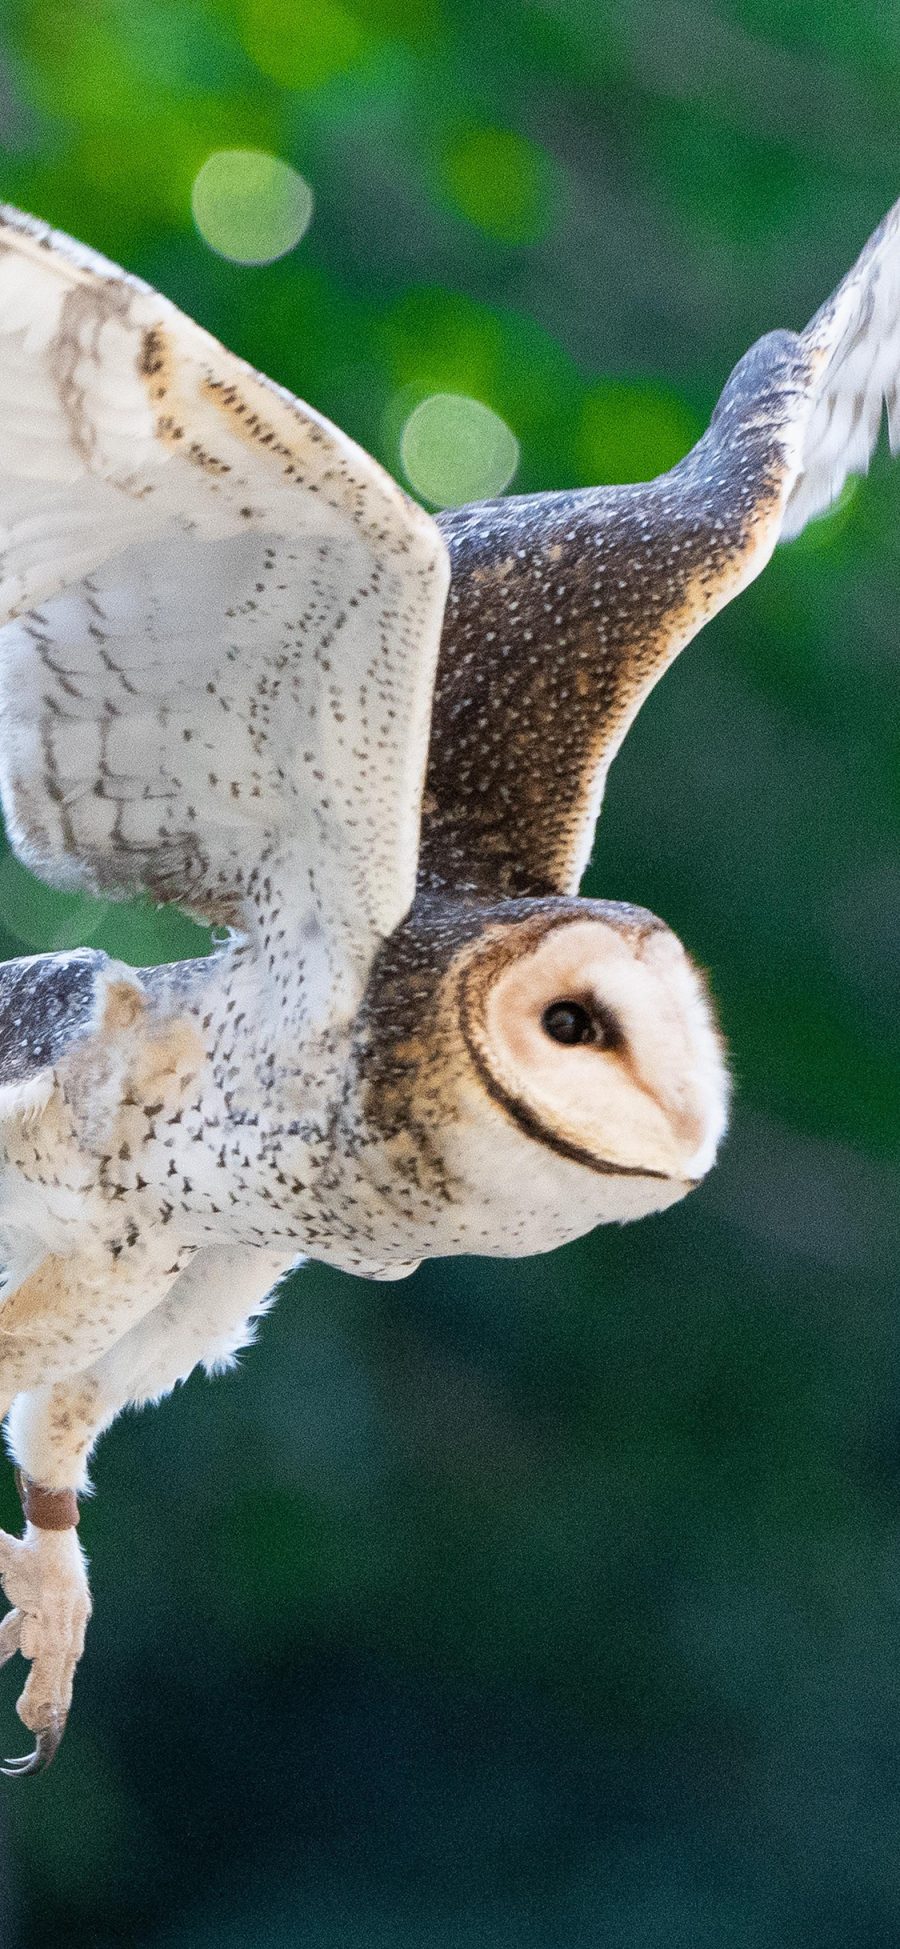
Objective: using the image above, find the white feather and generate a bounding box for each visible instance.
[781,198,900,538]
[0,205,451,1001]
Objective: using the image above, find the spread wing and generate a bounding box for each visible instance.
[419,196,900,899]
[0,206,449,999]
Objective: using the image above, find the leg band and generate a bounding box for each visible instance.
[15,1470,79,1531]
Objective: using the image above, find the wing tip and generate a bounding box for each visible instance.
[0,200,153,297]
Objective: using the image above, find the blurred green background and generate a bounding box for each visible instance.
[0,1,898,1944]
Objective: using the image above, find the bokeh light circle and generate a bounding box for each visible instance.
[399,393,519,507]
[240,0,365,91]
[191,149,313,264]
[443,126,555,244]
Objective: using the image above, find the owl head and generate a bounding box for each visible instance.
[354,897,729,1261]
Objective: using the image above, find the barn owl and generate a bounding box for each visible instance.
[0,195,892,1774]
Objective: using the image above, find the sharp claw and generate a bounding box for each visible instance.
[0,1712,64,1777]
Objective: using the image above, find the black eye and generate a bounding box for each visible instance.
[541,1000,595,1046]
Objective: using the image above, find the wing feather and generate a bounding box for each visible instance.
[0,206,449,991]
[421,197,900,898]
[781,197,900,536]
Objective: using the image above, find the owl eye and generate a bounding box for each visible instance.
[541,999,625,1050]
[541,1000,596,1046]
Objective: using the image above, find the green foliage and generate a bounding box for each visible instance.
[0,3,898,1946]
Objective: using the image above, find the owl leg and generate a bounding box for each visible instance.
[0,1479,89,1775]
[0,1244,294,1773]
[0,1373,106,1777]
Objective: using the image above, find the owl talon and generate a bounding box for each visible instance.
[0,1716,63,1776]
[0,1525,89,1777]
[0,1753,35,1776]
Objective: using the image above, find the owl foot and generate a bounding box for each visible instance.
[0,1524,90,1775]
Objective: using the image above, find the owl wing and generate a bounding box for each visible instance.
[420,197,900,899]
[0,207,449,1001]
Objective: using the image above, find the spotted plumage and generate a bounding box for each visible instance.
[0,195,894,1770]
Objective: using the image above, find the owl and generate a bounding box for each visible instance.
[0,194,892,1773]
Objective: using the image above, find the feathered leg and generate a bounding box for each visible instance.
[0,1244,293,1773]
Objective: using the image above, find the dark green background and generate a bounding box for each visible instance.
[0,2,898,1943]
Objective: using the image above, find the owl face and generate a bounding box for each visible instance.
[451,909,729,1227]
[352,899,729,1262]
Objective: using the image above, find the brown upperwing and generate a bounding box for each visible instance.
[418,327,810,901]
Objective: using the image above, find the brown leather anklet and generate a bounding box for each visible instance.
[15,1469,79,1531]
